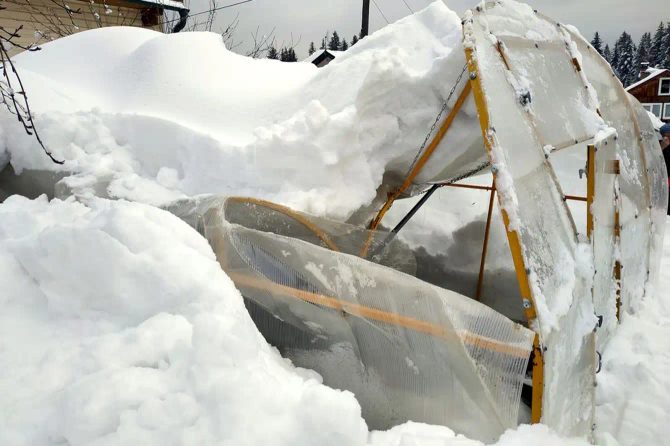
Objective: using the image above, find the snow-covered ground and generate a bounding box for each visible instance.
[0,1,668,445]
[2,195,668,445]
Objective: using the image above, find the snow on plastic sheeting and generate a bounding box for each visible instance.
[564,29,667,319]
[632,99,668,298]
[0,2,484,219]
[465,1,601,437]
[165,195,418,276]
[166,195,535,442]
[591,133,619,349]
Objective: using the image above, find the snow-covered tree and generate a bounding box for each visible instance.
[328,31,341,51]
[635,32,652,69]
[590,32,603,55]
[308,41,316,56]
[663,22,670,68]
[267,45,279,60]
[340,39,349,51]
[280,47,297,62]
[650,22,666,67]
[612,32,637,86]
[603,44,612,63]
[351,35,359,46]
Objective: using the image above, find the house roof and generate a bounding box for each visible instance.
[126,0,189,12]
[626,67,670,91]
[302,49,343,65]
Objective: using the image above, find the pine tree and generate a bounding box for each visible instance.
[663,22,670,68]
[320,34,327,50]
[635,32,652,69]
[650,22,665,67]
[328,31,341,51]
[280,47,297,62]
[351,35,359,46]
[308,41,316,56]
[612,32,637,86]
[267,45,279,60]
[590,31,603,55]
[603,44,612,63]
[340,39,349,51]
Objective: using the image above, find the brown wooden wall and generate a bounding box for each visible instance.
[628,70,670,103]
[1,0,166,56]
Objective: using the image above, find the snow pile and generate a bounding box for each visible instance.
[0,195,367,446]
[0,1,480,218]
[0,194,595,446]
[595,221,670,445]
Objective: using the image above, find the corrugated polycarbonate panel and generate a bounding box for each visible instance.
[498,37,598,149]
[166,195,535,442]
[564,30,667,318]
[466,2,599,437]
[591,133,618,347]
[632,98,668,294]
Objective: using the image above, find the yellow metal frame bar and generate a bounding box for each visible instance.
[226,196,340,252]
[475,181,496,301]
[586,145,595,238]
[360,82,473,257]
[229,271,530,358]
[612,160,622,321]
[464,46,544,423]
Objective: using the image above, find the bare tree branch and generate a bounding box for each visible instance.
[0,24,63,164]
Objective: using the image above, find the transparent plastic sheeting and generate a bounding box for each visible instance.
[467,3,601,436]
[564,29,668,334]
[591,133,618,347]
[166,195,535,442]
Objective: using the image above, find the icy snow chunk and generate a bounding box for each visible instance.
[0,196,367,446]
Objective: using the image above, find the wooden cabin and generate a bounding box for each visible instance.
[0,0,189,55]
[626,67,670,123]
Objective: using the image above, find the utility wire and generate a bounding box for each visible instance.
[371,0,390,24]
[400,0,413,13]
[163,0,253,25]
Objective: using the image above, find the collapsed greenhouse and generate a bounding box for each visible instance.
[166,3,668,442]
[1,0,667,443]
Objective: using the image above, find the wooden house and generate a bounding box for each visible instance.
[303,49,342,68]
[626,67,670,123]
[0,0,189,55]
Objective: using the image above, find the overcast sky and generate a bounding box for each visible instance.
[186,0,670,58]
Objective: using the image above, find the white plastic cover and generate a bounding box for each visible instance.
[464,0,667,438]
[464,1,602,436]
[166,195,535,442]
[564,28,668,333]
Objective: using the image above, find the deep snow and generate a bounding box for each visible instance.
[0,195,595,446]
[0,1,668,445]
[4,193,669,445]
[0,2,482,218]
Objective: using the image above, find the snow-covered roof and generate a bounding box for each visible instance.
[302,49,343,64]
[626,67,669,91]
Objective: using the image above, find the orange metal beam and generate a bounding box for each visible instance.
[229,271,530,357]
[360,82,473,257]
[475,181,496,301]
[465,44,544,424]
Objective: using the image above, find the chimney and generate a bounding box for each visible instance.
[639,61,650,79]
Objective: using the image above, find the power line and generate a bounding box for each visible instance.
[164,0,253,25]
[371,0,389,24]
[400,0,413,13]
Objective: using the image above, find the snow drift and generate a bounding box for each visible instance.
[0,2,482,218]
[0,195,368,445]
